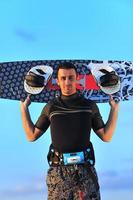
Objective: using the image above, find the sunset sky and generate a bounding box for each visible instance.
[0,1,133,200]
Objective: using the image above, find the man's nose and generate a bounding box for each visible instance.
[65,78,71,85]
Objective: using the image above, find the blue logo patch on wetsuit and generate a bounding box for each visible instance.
[63,151,85,165]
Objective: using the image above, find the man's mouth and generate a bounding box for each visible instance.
[65,86,71,90]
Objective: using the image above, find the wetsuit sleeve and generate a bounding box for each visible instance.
[35,103,51,132]
[92,103,105,132]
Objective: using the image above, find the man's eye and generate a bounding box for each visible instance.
[61,77,66,80]
[69,76,74,80]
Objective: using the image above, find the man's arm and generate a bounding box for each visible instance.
[95,96,119,142]
[20,95,43,142]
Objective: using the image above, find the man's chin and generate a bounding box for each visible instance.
[63,90,76,96]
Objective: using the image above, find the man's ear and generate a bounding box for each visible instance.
[76,74,78,80]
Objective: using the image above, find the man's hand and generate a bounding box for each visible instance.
[109,95,119,110]
[20,95,31,109]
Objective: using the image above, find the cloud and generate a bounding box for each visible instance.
[0,178,47,198]
[15,28,37,42]
[1,167,133,197]
[99,168,133,190]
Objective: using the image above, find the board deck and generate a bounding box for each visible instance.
[0,59,133,103]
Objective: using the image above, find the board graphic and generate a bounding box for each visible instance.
[0,59,133,103]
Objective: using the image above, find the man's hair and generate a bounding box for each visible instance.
[56,62,77,78]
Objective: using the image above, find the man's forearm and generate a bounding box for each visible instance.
[20,104,35,141]
[104,106,119,141]
[96,99,119,142]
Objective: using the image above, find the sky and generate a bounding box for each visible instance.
[0,0,133,200]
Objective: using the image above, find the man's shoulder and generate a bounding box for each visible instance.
[45,96,60,108]
[41,98,58,116]
[79,94,96,106]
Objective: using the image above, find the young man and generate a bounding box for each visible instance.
[20,62,119,200]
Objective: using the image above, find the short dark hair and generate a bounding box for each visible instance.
[56,62,77,78]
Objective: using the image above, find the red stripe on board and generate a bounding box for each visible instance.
[76,74,99,90]
[47,74,100,90]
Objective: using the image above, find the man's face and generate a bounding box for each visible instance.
[57,68,77,96]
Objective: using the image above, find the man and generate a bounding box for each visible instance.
[20,62,119,200]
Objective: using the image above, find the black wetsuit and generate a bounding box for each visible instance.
[35,93,104,153]
[36,93,104,199]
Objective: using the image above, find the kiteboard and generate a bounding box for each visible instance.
[0,59,133,103]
